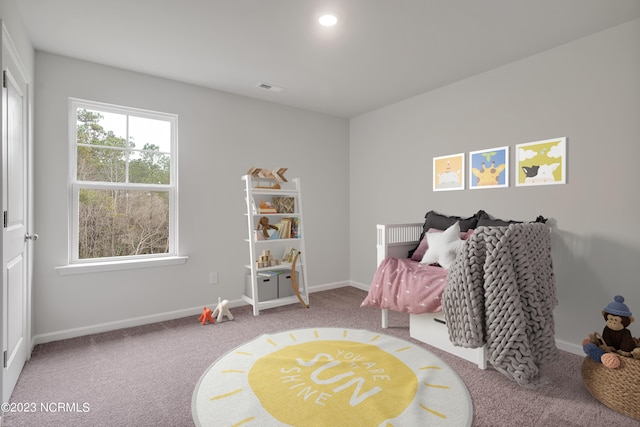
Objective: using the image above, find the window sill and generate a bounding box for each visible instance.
[55,256,189,275]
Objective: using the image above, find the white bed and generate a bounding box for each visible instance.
[376,222,488,369]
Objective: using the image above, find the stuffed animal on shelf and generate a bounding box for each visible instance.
[257,216,279,239]
[601,295,640,359]
[198,306,214,325]
[212,297,234,322]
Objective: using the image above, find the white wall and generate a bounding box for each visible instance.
[350,19,640,353]
[32,53,350,341]
[0,1,33,74]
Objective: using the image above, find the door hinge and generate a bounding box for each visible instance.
[3,210,7,228]
[3,350,7,368]
[2,70,6,88]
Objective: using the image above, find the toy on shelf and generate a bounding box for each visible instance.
[258,199,278,214]
[212,297,234,322]
[198,306,214,325]
[256,249,281,268]
[257,217,279,239]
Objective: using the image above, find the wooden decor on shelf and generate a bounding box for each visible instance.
[247,167,288,189]
[272,196,295,213]
[256,249,281,268]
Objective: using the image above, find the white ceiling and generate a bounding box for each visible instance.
[16,0,640,118]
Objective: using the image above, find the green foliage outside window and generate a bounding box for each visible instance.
[76,109,172,259]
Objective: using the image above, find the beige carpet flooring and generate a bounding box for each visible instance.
[2,287,636,427]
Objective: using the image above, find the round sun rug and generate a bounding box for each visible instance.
[192,327,472,426]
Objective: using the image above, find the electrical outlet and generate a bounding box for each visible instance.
[209,272,218,285]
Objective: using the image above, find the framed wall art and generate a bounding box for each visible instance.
[433,153,465,191]
[469,146,509,189]
[516,137,566,186]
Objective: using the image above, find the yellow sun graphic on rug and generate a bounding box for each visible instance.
[249,335,417,426]
[192,328,472,427]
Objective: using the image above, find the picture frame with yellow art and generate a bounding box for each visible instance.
[433,153,465,191]
[516,137,566,186]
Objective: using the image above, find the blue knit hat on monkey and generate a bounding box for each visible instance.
[604,295,632,317]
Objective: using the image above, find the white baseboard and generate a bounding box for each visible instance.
[32,281,584,360]
[556,338,583,357]
[30,282,352,350]
[309,280,352,292]
[349,281,370,292]
[31,304,214,348]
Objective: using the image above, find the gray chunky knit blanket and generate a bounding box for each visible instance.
[442,223,558,387]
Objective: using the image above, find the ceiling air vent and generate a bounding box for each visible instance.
[257,82,284,93]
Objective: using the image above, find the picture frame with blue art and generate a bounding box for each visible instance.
[469,146,509,189]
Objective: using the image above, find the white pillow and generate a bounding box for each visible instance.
[420,221,463,269]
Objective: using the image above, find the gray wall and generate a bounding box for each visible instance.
[350,19,640,353]
[14,7,640,353]
[32,52,350,341]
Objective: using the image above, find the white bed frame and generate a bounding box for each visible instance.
[377,223,487,369]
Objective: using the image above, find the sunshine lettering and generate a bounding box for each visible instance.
[335,349,391,382]
[279,350,389,407]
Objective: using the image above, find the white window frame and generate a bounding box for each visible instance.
[57,98,186,274]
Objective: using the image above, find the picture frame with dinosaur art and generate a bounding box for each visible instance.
[516,137,566,187]
[469,146,509,189]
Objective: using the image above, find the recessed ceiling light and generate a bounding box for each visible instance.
[318,14,338,27]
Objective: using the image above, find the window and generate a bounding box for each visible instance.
[68,99,178,266]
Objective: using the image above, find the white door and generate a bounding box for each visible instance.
[1,29,31,404]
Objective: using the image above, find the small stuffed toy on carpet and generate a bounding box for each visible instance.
[198,307,214,325]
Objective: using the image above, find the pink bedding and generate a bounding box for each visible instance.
[360,256,448,314]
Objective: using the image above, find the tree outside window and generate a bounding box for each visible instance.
[70,99,177,262]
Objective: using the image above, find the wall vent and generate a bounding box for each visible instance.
[257,82,284,93]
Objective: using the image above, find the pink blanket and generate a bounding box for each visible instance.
[360,256,448,314]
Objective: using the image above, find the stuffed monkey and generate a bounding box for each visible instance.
[601,295,640,358]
